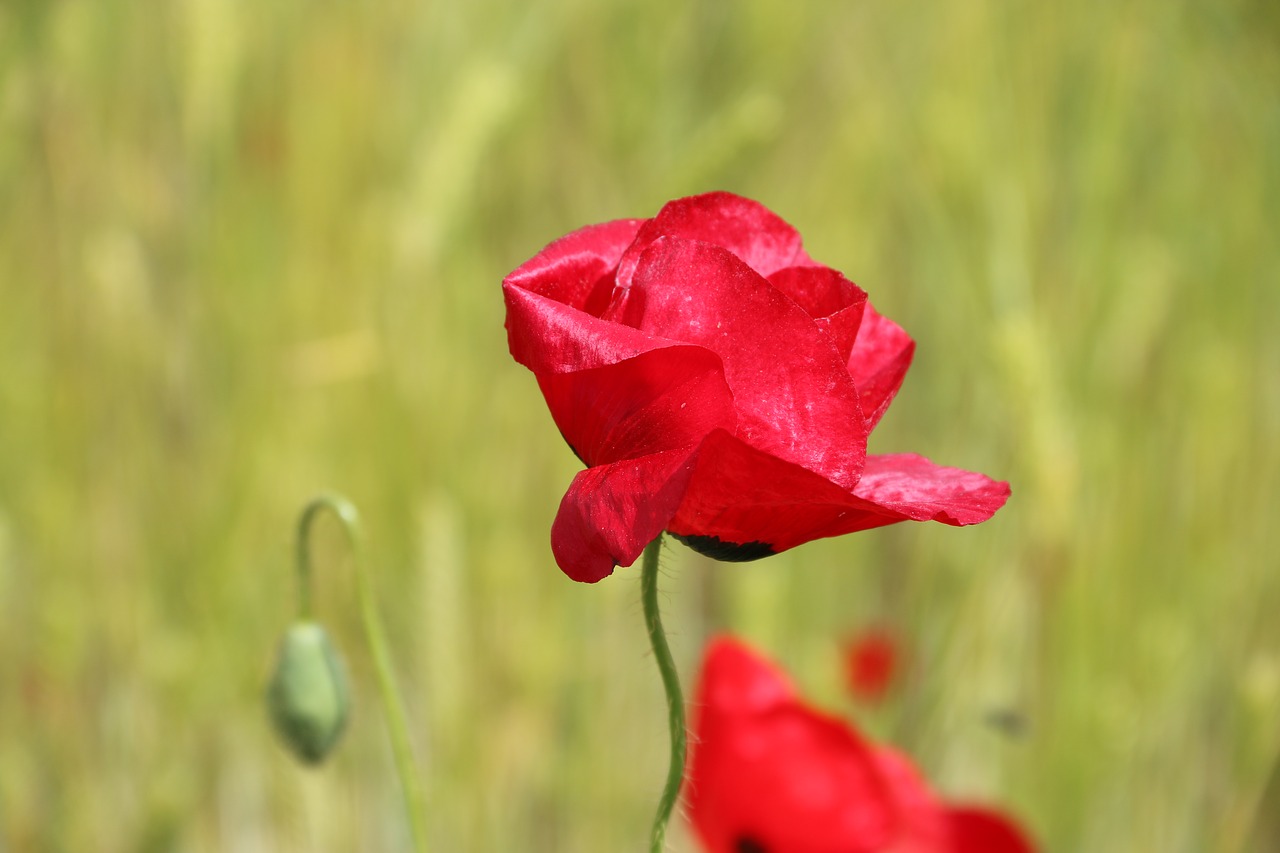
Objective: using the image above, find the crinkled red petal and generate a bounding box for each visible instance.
[536,345,735,467]
[502,218,643,314]
[852,453,1011,526]
[616,192,816,288]
[668,431,891,554]
[768,265,868,363]
[608,237,868,490]
[668,434,1009,556]
[848,305,915,432]
[947,806,1038,853]
[549,448,697,582]
[503,284,677,375]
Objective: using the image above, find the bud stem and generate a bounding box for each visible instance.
[640,534,685,852]
[295,494,429,853]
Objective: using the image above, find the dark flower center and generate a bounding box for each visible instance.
[670,533,775,562]
[734,836,768,853]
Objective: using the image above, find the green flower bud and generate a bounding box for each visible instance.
[266,621,351,765]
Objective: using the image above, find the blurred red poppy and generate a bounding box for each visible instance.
[844,627,901,704]
[503,192,1010,582]
[686,637,1035,853]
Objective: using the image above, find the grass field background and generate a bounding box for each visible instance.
[2,0,1278,850]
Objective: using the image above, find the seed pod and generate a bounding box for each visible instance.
[266,621,351,765]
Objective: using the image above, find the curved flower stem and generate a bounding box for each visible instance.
[640,534,685,852]
[296,493,429,853]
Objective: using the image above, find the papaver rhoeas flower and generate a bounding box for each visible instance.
[843,626,902,704]
[687,637,1036,853]
[503,192,1009,582]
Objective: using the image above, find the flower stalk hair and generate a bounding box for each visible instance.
[266,493,429,853]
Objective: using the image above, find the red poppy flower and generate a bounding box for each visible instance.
[686,637,1036,853]
[843,627,902,704]
[503,192,1010,582]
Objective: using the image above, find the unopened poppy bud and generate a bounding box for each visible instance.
[266,621,351,765]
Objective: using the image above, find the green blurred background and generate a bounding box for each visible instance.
[2,0,1277,850]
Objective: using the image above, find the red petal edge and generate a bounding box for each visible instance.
[503,282,673,375]
[849,305,915,433]
[616,191,815,288]
[502,218,643,314]
[768,265,868,363]
[853,453,1011,526]
[669,433,1008,555]
[536,344,734,467]
[948,806,1039,853]
[550,448,697,582]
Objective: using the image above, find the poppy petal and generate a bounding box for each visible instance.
[536,343,735,466]
[503,283,678,375]
[867,748,951,848]
[610,237,867,490]
[688,638,904,853]
[669,430,890,557]
[549,448,697,583]
[696,635,798,713]
[768,265,869,363]
[502,218,643,314]
[848,305,915,432]
[616,191,815,288]
[852,454,1011,526]
[947,806,1038,853]
[668,436,1007,558]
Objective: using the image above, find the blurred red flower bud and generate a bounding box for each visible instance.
[843,626,901,703]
